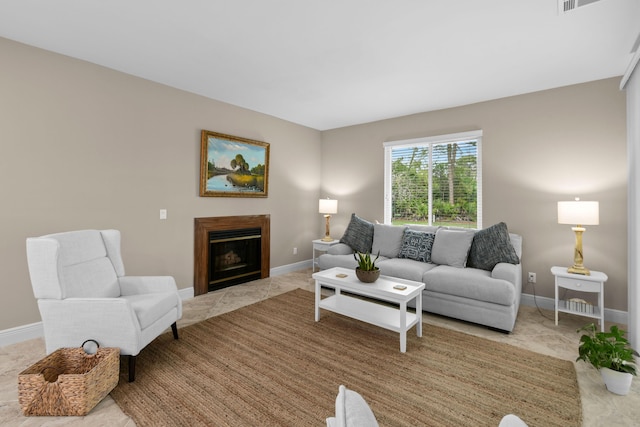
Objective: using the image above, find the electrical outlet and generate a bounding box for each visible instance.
[293,247,298,255]
[527,272,536,283]
[159,209,167,220]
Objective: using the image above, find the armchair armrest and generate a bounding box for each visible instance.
[119,276,178,296]
[37,298,141,354]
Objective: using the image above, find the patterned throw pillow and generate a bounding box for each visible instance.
[467,222,520,271]
[340,214,374,254]
[398,230,436,263]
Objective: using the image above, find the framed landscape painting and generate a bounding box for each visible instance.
[199,130,270,197]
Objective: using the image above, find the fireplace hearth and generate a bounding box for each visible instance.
[194,215,270,296]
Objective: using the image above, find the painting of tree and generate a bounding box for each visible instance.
[199,130,270,197]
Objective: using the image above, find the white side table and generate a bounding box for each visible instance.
[312,239,340,272]
[551,266,607,332]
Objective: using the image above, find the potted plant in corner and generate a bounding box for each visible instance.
[354,251,380,283]
[576,323,637,395]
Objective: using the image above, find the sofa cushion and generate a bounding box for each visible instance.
[398,230,435,263]
[340,214,374,254]
[467,222,520,271]
[430,228,475,268]
[371,224,406,258]
[377,258,437,282]
[406,224,439,234]
[319,254,389,270]
[423,265,516,306]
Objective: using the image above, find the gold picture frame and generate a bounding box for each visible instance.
[199,130,270,198]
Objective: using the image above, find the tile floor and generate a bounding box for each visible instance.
[1,268,639,426]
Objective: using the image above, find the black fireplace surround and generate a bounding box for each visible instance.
[208,227,262,291]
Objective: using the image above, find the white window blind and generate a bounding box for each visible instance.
[383,130,482,228]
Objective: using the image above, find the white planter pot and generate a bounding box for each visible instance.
[600,367,633,395]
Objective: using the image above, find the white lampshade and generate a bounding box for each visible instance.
[557,200,599,226]
[319,198,338,214]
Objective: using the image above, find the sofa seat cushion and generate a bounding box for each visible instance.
[423,265,516,306]
[377,258,437,282]
[121,291,179,329]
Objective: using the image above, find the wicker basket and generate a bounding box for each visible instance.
[18,340,119,416]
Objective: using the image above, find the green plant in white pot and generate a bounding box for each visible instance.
[576,323,637,395]
[353,251,380,283]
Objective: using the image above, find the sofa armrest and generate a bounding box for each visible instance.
[491,262,520,285]
[328,243,354,255]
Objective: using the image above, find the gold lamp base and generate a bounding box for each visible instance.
[568,265,590,276]
[321,214,334,241]
[567,226,591,276]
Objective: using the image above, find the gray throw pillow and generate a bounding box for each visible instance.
[430,228,475,268]
[398,230,435,263]
[340,213,374,254]
[467,222,520,271]
[371,224,406,258]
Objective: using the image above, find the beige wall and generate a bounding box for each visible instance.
[321,78,628,311]
[0,38,322,329]
[0,35,628,332]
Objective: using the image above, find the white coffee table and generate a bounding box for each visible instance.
[312,267,425,353]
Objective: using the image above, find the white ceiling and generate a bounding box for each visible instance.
[1,0,638,130]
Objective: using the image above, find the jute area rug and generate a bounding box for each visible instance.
[110,289,581,427]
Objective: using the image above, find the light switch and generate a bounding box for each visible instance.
[159,209,167,220]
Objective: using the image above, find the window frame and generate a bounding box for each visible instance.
[383,130,483,227]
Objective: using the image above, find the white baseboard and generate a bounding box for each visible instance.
[520,293,628,325]
[0,260,313,348]
[271,260,312,276]
[178,286,194,300]
[0,322,44,348]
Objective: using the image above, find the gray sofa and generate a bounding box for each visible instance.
[318,216,523,332]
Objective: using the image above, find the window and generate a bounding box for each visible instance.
[383,130,482,228]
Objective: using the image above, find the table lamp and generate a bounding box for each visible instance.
[557,198,599,275]
[319,198,338,241]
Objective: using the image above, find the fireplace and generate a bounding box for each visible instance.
[194,215,270,296]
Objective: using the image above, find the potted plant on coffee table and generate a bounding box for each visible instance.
[353,251,380,283]
[576,323,637,395]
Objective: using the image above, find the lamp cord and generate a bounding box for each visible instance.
[526,281,567,321]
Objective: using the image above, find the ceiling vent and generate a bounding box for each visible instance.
[559,0,601,13]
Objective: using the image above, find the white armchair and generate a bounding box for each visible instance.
[26,229,182,381]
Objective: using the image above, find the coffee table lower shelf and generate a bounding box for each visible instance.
[319,294,419,333]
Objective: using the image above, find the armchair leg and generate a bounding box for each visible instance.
[128,355,136,382]
[171,322,179,340]
[127,323,177,382]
